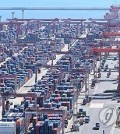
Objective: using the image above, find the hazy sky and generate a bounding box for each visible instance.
[0,0,119,7]
[0,0,119,20]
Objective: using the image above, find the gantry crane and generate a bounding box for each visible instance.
[86,20,107,25]
[7,19,41,33]
[61,18,86,36]
[0,21,23,33]
[0,21,24,41]
[0,73,66,133]
[89,18,112,21]
[100,40,120,44]
[25,108,66,134]
[103,32,120,37]
[7,18,59,21]
[104,11,119,20]
[88,17,120,32]
[1,92,37,115]
[110,5,120,12]
[0,74,37,114]
[8,18,59,34]
[1,92,66,134]
[92,47,120,93]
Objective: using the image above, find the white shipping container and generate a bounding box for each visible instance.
[0,122,16,134]
[3,25,8,31]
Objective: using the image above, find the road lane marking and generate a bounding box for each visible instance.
[94,83,99,94]
[86,108,96,134]
[90,103,104,108]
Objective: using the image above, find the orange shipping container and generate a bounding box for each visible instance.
[16,118,22,126]
[33,117,38,124]
[53,128,58,134]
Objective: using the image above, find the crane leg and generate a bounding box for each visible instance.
[118,53,120,94]
[2,97,5,115]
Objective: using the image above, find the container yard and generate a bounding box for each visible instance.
[0,3,120,134]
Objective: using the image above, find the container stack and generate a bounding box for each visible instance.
[0,18,98,134]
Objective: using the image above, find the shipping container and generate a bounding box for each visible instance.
[0,122,16,134]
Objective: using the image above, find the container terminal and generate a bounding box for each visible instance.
[0,4,120,134]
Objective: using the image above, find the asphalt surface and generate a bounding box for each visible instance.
[65,53,119,134]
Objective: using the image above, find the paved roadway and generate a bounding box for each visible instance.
[65,53,120,134]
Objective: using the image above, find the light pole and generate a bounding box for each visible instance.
[35,66,38,83]
[72,78,79,123]
[85,70,88,98]
[11,12,15,19]
[0,16,2,22]
[93,54,96,80]
[84,64,89,98]
[84,63,91,103]
[22,9,24,19]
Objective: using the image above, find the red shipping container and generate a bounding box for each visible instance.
[54,97,59,103]
[48,114,55,117]
[53,128,58,134]
[48,102,52,107]
[35,124,40,134]
[16,119,22,126]
[61,102,70,111]
[55,94,60,97]
[35,121,44,134]
[25,97,32,101]
[35,121,41,134]
[49,117,61,120]
[33,116,38,124]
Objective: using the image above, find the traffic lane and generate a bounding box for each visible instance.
[65,72,101,132]
[65,74,95,132]
[65,97,88,133]
[66,53,117,133]
[66,77,116,133]
[77,53,118,134]
[80,108,105,134]
[66,97,102,134]
[78,98,117,134]
[82,66,117,133]
[100,61,118,80]
[101,102,118,134]
[105,55,117,67]
[94,80,117,95]
[95,71,117,95]
[67,105,110,134]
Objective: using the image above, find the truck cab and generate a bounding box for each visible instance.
[71,124,79,132]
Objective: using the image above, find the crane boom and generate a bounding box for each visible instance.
[1,93,37,98]
[103,32,120,37]
[100,40,120,44]
[92,48,120,53]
